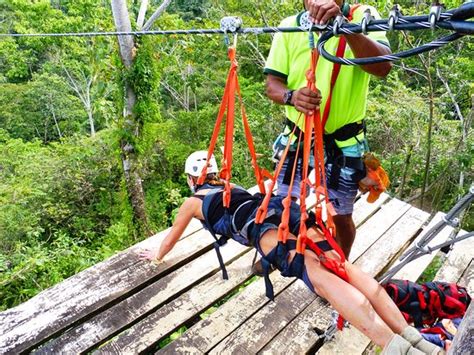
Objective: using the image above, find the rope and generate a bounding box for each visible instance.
[378,185,474,283]
[318,2,474,65]
[1,4,472,40]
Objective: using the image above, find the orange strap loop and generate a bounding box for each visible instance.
[199,45,268,207]
[295,38,349,267]
[254,122,299,225]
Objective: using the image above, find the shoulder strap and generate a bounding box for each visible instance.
[320,4,362,129]
[321,37,347,128]
[348,4,362,22]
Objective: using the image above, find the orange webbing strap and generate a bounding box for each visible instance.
[294,42,349,329]
[296,47,319,255]
[199,45,269,206]
[278,127,304,243]
[197,47,236,189]
[311,35,351,258]
[235,81,267,195]
[255,122,299,225]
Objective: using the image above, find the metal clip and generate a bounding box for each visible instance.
[442,216,460,228]
[429,4,443,30]
[414,241,433,254]
[300,11,329,31]
[361,8,374,35]
[300,11,313,31]
[388,4,401,31]
[333,14,347,37]
[220,16,243,34]
[317,311,349,342]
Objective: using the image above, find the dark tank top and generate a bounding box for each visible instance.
[195,183,260,234]
[205,189,260,231]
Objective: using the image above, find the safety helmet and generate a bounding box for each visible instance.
[184,151,218,177]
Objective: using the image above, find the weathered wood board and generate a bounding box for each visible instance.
[1,187,470,355]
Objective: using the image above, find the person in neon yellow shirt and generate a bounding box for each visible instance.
[264,0,392,258]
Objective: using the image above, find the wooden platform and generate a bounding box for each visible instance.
[0,190,472,354]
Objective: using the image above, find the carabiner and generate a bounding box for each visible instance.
[429,3,443,30]
[388,4,401,31]
[361,8,373,35]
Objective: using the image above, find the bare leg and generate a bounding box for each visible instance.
[258,229,395,348]
[304,252,394,348]
[332,214,356,258]
[345,262,409,334]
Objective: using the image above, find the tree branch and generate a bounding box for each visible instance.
[142,0,172,31]
[436,66,466,141]
[137,0,149,29]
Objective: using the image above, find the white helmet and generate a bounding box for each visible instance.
[185,151,219,177]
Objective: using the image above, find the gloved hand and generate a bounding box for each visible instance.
[359,152,390,203]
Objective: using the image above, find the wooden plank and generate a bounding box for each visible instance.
[0,226,215,354]
[349,198,411,262]
[458,260,473,295]
[263,205,429,355]
[96,251,257,354]
[35,240,250,354]
[434,232,474,284]
[158,271,293,354]
[352,193,390,227]
[355,207,429,276]
[208,279,315,354]
[393,212,455,280]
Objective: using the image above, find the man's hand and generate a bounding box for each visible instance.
[306,0,342,25]
[292,87,322,115]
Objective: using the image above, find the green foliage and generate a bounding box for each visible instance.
[418,255,445,284]
[0,0,472,312]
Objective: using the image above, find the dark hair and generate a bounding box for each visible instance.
[188,173,225,187]
[204,173,225,186]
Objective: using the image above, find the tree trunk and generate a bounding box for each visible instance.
[420,53,434,209]
[111,0,151,237]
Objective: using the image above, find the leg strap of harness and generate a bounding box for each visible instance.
[213,239,229,280]
[261,239,333,300]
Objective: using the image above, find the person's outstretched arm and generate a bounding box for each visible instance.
[140,197,200,262]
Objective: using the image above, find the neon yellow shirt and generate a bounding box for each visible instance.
[264,5,389,147]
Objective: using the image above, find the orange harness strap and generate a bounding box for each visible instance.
[198,45,268,207]
[296,36,352,330]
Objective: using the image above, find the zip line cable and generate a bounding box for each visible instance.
[318,2,474,65]
[0,3,472,66]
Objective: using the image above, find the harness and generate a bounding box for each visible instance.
[383,279,471,327]
[197,183,260,279]
[280,4,366,190]
[197,17,358,330]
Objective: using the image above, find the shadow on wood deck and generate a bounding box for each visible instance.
[0,189,472,354]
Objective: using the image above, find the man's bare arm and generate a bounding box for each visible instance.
[266,74,321,115]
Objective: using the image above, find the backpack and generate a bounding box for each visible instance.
[382,279,471,327]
